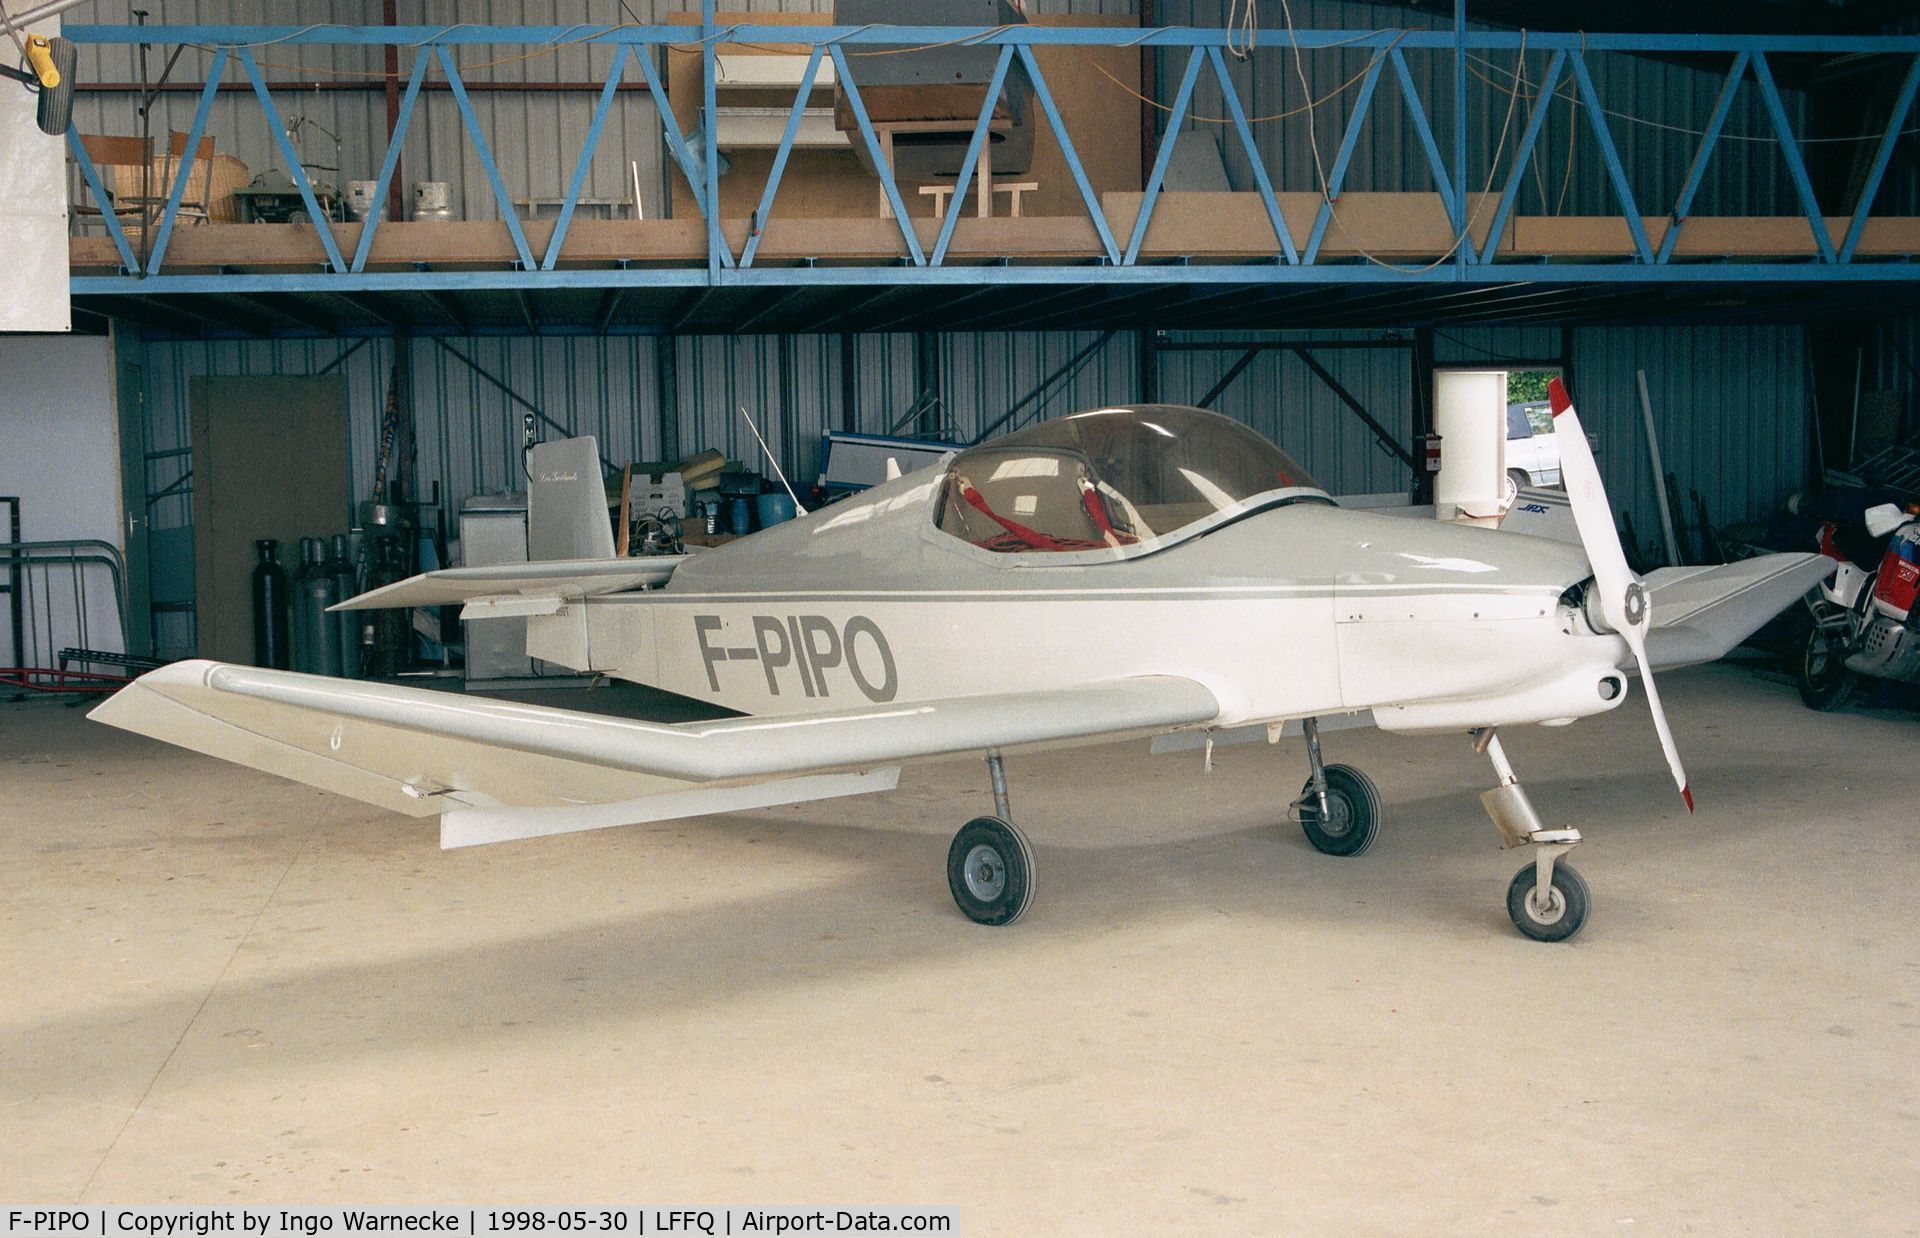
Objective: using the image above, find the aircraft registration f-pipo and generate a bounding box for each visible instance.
[94,381,1830,941]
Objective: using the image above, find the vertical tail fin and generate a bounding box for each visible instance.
[527,437,616,562]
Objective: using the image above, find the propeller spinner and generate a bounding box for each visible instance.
[1548,377,1694,813]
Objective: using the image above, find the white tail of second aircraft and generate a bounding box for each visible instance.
[527,436,616,562]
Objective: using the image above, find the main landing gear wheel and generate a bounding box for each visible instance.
[947,815,1034,926]
[1298,764,1381,857]
[1506,861,1589,943]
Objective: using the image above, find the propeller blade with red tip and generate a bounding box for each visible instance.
[1548,377,1694,813]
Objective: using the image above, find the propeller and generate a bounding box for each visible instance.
[1548,377,1693,813]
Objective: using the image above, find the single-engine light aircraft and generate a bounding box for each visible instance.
[94,381,1829,940]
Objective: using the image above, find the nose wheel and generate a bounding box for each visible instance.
[1506,859,1589,942]
[1474,727,1590,942]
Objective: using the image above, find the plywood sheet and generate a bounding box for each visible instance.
[190,376,350,664]
[1512,215,1920,257]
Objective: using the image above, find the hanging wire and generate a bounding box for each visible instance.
[1079,29,1397,125]
[1227,0,1259,60]
[1274,0,1529,274]
[1276,0,1330,201]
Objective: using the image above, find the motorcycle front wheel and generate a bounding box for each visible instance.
[1798,625,1859,711]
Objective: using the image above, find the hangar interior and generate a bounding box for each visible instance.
[3,0,1919,1225]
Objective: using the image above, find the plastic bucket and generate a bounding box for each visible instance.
[756,493,797,528]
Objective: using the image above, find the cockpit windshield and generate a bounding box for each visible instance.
[935,404,1327,556]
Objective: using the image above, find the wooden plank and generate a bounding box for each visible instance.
[70,211,1920,274]
[1513,215,1920,258]
[72,217,1107,271]
[1101,191,1506,258]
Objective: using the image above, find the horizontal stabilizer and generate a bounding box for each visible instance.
[1640,552,1833,670]
[331,556,685,612]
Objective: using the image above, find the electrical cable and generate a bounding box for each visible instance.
[1432,328,1552,363]
[1277,0,1330,197]
[1227,0,1257,60]
[1278,4,1527,273]
[1080,34,1397,125]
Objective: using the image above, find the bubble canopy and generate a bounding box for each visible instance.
[936,404,1331,558]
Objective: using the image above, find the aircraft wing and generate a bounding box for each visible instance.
[1639,551,1833,670]
[331,556,687,618]
[91,661,1219,826]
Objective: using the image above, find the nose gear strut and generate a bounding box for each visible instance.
[1472,727,1588,942]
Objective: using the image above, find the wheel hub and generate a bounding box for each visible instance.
[1314,794,1351,836]
[1525,885,1567,926]
[964,843,1006,901]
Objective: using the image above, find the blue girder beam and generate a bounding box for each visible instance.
[73,264,1920,298]
[62,27,1920,53]
[56,21,1920,300]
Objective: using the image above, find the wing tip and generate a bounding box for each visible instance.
[1548,376,1572,416]
[1681,783,1695,813]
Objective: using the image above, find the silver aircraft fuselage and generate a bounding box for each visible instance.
[532,471,1630,736]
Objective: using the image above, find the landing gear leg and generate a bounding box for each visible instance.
[1472,727,1589,943]
[946,749,1035,926]
[1304,717,1330,822]
[1293,717,1382,856]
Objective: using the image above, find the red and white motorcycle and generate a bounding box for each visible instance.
[1799,501,1920,709]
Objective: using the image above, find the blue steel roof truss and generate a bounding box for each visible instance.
[57,21,1920,308]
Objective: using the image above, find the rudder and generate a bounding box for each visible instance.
[528,437,615,561]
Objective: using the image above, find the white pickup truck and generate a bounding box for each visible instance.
[1506,401,1562,488]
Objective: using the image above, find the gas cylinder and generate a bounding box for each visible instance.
[327,533,359,678]
[295,537,342,675]
[250,539,290,669]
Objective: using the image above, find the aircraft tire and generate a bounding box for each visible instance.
[34,38,77,137]
[1297,764,1380,857]
[1506,861,1589,943]
[947,815,1034,927]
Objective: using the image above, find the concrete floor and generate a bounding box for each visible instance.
[2,658,1916,1232]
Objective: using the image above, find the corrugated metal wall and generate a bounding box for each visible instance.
[135,321,1815,553]
[1156,330,1416,496]
[1163,0,1813,218]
